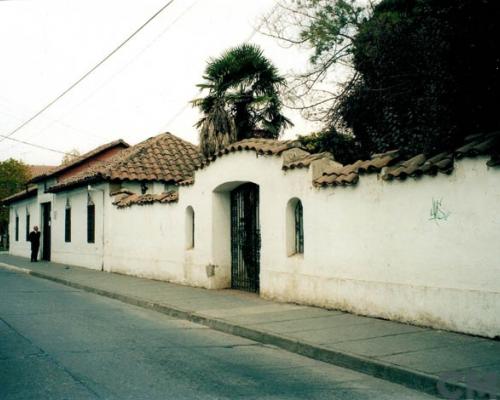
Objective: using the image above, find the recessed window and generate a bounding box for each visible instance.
[185,206,195,249]
[294,201,304,254]
[25,212,30,241]
[65,206,71,243]
[87,197,95,244]
[286,198,304,255]
[15,214,19,242]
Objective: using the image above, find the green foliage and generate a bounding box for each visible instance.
[298,128,367,165]
[260,0,371,122]
[192,44,292,157]
[338,0,500,156]
[298,0,367,65]
[0,159,30,237]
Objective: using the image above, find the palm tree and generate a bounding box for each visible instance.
[192,44,292,157]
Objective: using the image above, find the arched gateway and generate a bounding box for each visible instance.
[230,182,260,292]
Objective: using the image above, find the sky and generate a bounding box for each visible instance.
[0,0,322,166]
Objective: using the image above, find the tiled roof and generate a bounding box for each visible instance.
[282,152,334,170]
[112,190,178,208]
[199,138,303,169]
[47,133,203,192]
[456,131,500,165]
[1,186,37,205]
[28,165,56,179]
[314,131,500,188]
[30,139,129,183]
[102,133,202,182]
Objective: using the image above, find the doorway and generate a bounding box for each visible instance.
[230,183,260,292]
[41,202,51,261]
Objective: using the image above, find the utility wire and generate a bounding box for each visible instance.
[0,133,69,155]
[27,0,200,144]
[0,0,176,144]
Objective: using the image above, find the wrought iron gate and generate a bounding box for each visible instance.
[231,183,260,292]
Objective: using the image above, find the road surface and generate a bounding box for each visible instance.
[0,268,435,399]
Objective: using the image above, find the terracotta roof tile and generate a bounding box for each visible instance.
[199,138,303,169]
[282,152,334,170]
[112,190,178,208]
[47,133,203,192]
[456,131,500,161]
[28,165,56,179]
[314,132,498,188]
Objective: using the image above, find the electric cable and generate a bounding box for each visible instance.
[0,0,176,144]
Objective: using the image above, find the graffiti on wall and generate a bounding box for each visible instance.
[430,198,450,222]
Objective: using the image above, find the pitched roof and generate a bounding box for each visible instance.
[47,133,203,193]
[30,139,130,183]
[28,165,56,179]
[314,131,500,187]
[1,186,37,205]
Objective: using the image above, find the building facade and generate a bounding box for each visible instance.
[4,132,500,338]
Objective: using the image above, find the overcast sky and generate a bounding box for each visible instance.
[0,0,321,165]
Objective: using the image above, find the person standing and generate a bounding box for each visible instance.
[28,226,41,262]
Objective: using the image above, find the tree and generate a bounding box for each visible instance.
[298,127,367,164]
[61,148,81,165]
[260,0,373,123]
[338,0,500,156]
[0,159,30,247]
[192,44,293,157]
[264,0,500,158]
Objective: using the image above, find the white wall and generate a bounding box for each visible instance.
[9,152,500,338]
[9,183,106,269]
[50,184,106,270]
[9,197,39,258]
[141,151,498,338]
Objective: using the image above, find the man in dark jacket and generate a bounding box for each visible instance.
[28,226,41,262]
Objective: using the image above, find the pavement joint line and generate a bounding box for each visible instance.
[0,262,490,399]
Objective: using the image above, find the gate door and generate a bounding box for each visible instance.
[231,183,260,292]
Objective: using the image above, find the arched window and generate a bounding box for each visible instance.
[286,198,304,255]
[185,206,195,249]
[294,200,304,254]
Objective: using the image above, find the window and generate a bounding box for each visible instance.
[65,207,71,243]
[185,206,195,249]
[25,212,30,241]
[294,201,304,254]
[15,215,19,241]
[286,198,304,255]
[87,201,95,244]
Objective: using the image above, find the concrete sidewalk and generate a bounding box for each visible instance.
[1,253,499,399]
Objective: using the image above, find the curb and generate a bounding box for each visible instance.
[2,263,487,399]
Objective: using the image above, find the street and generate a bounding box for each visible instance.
[0,269,434,399]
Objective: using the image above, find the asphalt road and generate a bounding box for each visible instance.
[0,269,435,399]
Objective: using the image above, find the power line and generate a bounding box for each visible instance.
[0,0,176,144]
[25,0,200,145]
[0,133,70,155]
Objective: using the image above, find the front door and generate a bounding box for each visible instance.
[231,183,260,293]
[41,202,51,261]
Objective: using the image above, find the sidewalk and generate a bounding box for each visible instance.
[1,253,499,399]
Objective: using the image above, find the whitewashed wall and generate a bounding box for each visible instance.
[8,151,500,337]
[110,151,499,338]
[8,197,39,258]
[50,183,106,270]
[9,182,106,269]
